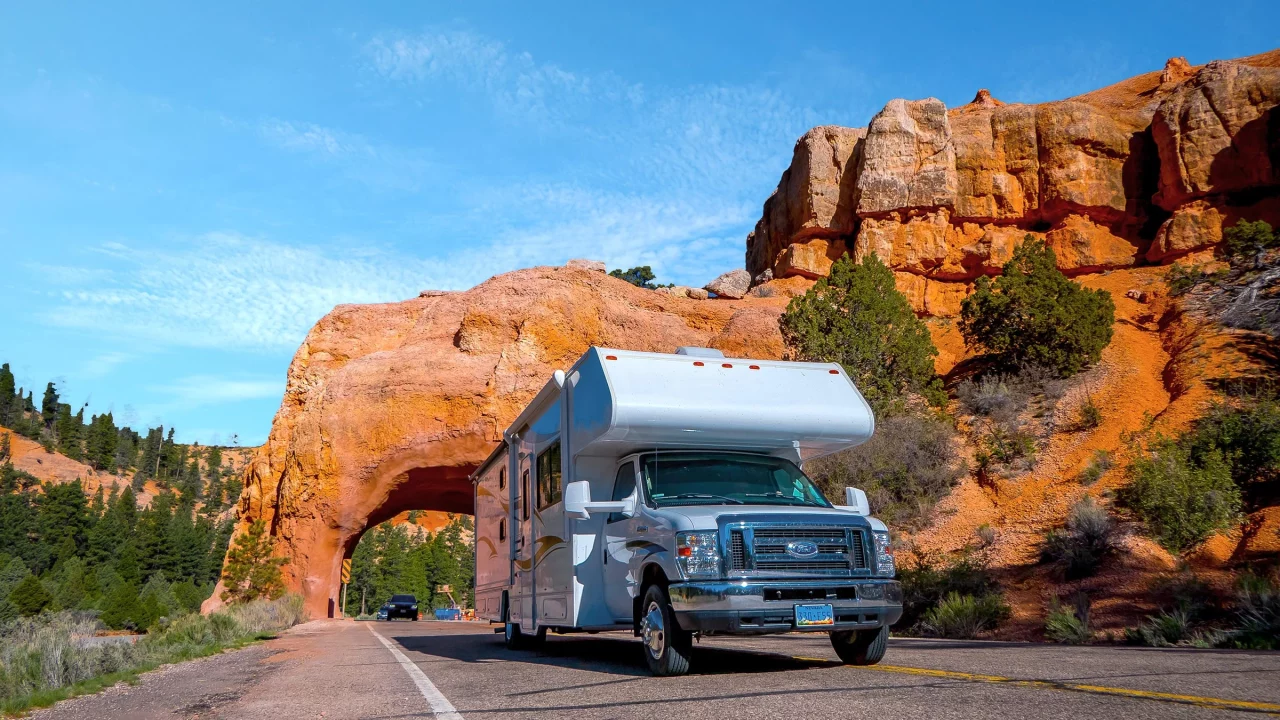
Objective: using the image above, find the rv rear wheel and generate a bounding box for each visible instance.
[639,584,692,676]
[503,622,546,650]
[830,626,888,665]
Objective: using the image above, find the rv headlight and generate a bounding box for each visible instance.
[675,532,721,579]
[872,531,895,577]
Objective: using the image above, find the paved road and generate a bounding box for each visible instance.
[30,620,1280,719]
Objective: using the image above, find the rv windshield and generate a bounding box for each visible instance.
[640,452,832,508]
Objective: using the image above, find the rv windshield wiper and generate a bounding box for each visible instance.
[663,493,744,504]
[743,492,817,506]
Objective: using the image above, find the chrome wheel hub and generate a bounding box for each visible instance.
[641,601,665,659]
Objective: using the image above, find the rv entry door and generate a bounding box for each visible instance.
[513,456,535,627]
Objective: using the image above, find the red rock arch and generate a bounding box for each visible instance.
[205,266,789,619]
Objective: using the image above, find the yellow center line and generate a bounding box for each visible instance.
[789,657,1280,715]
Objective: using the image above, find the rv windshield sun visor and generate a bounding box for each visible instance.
[563,347,874,461]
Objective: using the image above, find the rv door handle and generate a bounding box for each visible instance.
[636,525,649,533]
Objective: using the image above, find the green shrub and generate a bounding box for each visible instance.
[1125,608,1192,647]
[1164,263,1227,296]
[974,524,996,549]
[1041,498,1118,579]
[0,596,305,714]
[897,552,1001,632]
[608,266,658,289]
[1222,219,1278,265]
[1119,438,1242,553]
[1183,393,1280,510]
[1078,396,1102,429]
[957,374,1022,420]
[1217,572,1280,650]
[780,253,944,414]
[983,423,1036,466]
[1078,450,1113,485]
[807,413,964,527]
[960,237,1116,376]
[921,592,1011,639]
[1045,594,1092,644]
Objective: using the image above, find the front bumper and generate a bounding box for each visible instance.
[668,579,902,634]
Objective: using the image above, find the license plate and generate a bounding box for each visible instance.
[795,603,834,627]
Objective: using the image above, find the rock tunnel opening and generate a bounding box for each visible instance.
[330,464,477,619]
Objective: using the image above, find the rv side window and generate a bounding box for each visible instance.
[521,469,530,520]
[536,440,562,510]
[607,462,635,524]
[498,518,506,541]
[498,466,505,490]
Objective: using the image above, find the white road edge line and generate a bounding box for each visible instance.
[368,624,464,720]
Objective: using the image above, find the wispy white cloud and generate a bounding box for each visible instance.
[151,374,282,408]
[41,232,449,352]
[80,351,132,379]
[259,119,364,156]
[365,30,600,125]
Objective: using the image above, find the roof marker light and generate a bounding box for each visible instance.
[722,363,733,368]
[605,355,618,360]
[829,369,840,374]
[693,361,704,367]
[749,365,760,370]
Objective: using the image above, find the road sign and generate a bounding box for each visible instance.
[341,559,352,584]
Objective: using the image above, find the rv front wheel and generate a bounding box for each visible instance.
[830,626,888,665]
[639,584,692,676]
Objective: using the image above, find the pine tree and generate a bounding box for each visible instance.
[780,253,945,413]
[8,572,52,616]
[55,404,82,459]
[86,412,118,472]
[158,428,179,485]
[960,237,1116,376]
[0,363,14,425]
[0,432,9,463]
[100,582,143,630]
[41,383,59,430]
[205,446,222,481]
[38,480,91,559]
[220,519,287,603]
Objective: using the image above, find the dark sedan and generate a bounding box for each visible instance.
[384,594,419,620]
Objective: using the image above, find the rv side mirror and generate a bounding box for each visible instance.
[564,480,593,520]
[564,480,634,521]
[839,487,871,516]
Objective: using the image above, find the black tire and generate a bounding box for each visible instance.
[830,626,888,665]
[639,584,692,676]
[503,621,545,650]
[503,621,526,649]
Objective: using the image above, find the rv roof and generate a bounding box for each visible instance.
[565,347,874,461]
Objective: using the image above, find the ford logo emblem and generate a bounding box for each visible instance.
[785,540,819,558]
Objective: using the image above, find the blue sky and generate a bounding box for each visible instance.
[2,2,1276,446]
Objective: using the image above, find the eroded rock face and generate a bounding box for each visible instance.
[205,267,789,619]
[746,49,1280,305]
[1152,61,1280,210]
[856,98,957,216]
[746,126,865,282]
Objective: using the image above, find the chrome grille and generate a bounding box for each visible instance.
[724,523,870,578]
[729,530,746,571]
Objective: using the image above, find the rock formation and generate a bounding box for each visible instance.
[746,50,1280,312]
[205,266,788,618]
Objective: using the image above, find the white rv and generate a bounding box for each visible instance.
[471,346,902,675]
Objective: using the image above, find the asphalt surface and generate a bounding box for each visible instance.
[28,619,1280,719]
